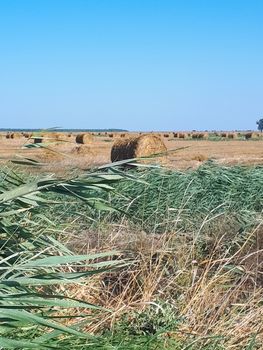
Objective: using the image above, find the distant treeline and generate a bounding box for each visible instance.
[0,128,128,132]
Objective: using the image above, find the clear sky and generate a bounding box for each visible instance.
[0,0,262,131]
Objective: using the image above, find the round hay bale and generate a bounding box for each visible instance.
[227,133,236,139]
[55,132,66,140]
[192,133,206,139]
[108,133,114,138]
[111,134,167,162]
[244,132,252,140]
[22,132,32,138]
[198,133,204,139]
[163,133,169,138]
[221,132,227,138]
[10,133,20,139]
[75,133,93,144]
[46,132,62,141]
[178,133,185,139]
[6,133,11,139]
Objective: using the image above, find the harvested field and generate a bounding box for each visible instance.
[0,132,263,172]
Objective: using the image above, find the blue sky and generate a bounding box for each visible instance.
[0,0,262,131]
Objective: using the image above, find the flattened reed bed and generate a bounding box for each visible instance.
[106,163,263,232]
[53,163,263,235]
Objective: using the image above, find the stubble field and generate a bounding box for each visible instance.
[0,131,263,171]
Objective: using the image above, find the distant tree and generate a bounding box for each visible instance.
[256,118,263,132]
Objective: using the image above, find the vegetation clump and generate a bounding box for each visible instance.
[0,162,262,349]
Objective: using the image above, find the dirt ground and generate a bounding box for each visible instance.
[0,133,263,172]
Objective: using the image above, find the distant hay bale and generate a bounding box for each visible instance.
[199,133,204,139]
[22,132,32,138]
[227,133,236,139]
[10,133,20,139]
[33,133,62,144]
[34,137,43,144]
[75,133,93,144]
[163,133,169,138]
[114,133,124,138]
[52,132,65,140]
[120,133,126,138]
[108,133,114,138]
[221,132,227,138]
[192,133,205,139]
[244,132,253,140]
[6,133,11,139]
[173,132,178,138]
[42,132,61,141]
[111,134,167,162]
[49,132,68,140]
[178,133,185,139]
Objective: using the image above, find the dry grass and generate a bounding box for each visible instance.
[64,219,263,348]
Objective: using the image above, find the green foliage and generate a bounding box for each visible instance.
[256,118,263,132]
[0,166,132,346]
[115,302,179,338]
[0,161,262,348]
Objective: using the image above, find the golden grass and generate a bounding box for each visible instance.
[64,220,263,348]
